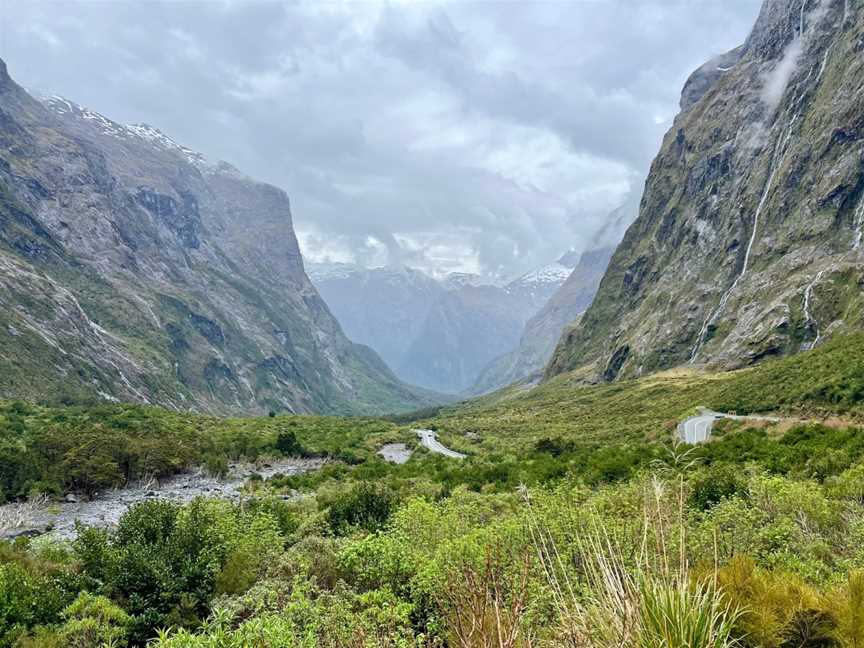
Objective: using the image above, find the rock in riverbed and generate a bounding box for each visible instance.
[0,458,324,540]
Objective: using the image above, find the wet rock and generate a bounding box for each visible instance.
[377,443,412,464]
[64,493,78,503]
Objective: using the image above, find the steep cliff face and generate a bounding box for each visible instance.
[471,246,614,394]
[549,0,864,381]
[0,60,439,415]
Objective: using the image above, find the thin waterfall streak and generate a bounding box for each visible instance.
[853,197,864,250]
[802,269,825,350]
[689,118,794,363]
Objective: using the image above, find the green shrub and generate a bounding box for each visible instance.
[688,465,747,511]
[203,454,228,479]
[327,483,396,535]
[275,430,304,456]
[56,592,131,648]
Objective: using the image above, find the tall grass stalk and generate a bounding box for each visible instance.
[523,475,740,648]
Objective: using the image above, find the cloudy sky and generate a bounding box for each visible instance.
[1,0,761,280]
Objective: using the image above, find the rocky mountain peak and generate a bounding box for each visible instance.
[745,0,824,58]
[0,60,439,415]
[679,46,745,112]
[547,0,864,382]
[42,96,212,168]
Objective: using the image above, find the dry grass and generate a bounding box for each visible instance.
[0,493,49,533]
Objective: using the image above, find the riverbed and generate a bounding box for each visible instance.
[0,458,324,540]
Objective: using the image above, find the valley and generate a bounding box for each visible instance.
[308,252,602,394]
[1,0,863,646]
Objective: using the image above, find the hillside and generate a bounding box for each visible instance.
[426,331,864,455]
[548,0,864,381]
[0,59,439,415]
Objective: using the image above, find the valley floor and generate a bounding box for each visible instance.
[1,334,863,646]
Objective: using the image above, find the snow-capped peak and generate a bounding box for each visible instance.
[125,123,208,166]
[42,95,209,168]
[509,262,572,289]
[305,262,362,283]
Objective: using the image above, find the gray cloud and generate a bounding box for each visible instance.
[0,0,760,279]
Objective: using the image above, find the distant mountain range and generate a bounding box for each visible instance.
[0,58,442,415]
[470,246,615,394]
[308,254,581,393]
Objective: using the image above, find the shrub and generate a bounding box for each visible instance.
[275,430,305,456]
[203,454,228,479]
[327,483,396,535]
[56,592,131,648]
[688,465,747,511]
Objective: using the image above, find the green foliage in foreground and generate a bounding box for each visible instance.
[1,335,864,645]
[4,466,864,647]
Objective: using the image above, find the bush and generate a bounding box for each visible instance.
[56,592,131,648]
[275,430,304,457]
[327,483,396,535]
[688,465,747,511]
[203,454,228,479]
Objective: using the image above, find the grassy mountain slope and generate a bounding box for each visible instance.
[424,331,864,455]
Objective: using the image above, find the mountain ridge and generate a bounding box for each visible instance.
[309,254,580,393]
[547,0,864,382]
[0,59,441,415]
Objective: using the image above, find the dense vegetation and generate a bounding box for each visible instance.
[0,406,399,503]
[1,334,863,646]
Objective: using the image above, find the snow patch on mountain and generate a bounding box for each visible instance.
[43,95,210,167]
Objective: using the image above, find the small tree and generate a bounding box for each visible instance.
[275,430,304,456]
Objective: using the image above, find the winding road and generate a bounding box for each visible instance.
[414,429,466,459]
[678,408,781,444]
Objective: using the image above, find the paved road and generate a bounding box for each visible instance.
[678,409,781,444]
[414,429,466,459]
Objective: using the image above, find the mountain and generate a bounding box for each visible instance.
[470,246,615,394]
[306,263,446,378]
[0,59,440,415]
[309,256,577,393]
[548,0,864,382]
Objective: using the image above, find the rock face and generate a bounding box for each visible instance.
[471,246,614,394]
[310,258,575,393]
[548,0,864,381]
[0,60,440,415]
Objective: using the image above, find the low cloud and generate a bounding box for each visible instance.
[760,0,830,113]
[1,0,761,279]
